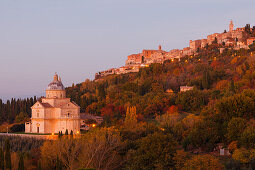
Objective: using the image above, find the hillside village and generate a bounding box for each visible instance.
[95,21,255,79]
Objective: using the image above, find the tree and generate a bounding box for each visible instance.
[156,111,182,132]
[78,128,123,170]
[232,148,253,164]
[18,154,24,170]
[126,132,177,169]
[176,89,209,112]
[5,139,11,170]
[65,129,68,135]
[240,126,255,149]
[124,106,137,131]
[216,93,255,120]
[173,150,189,169]
[0,147,4,170]
[15,112,29,123]
[41,138,81,170]
[183,154,223,169]
[213,37,218,44]
[227,117,246,141]
[70,130,73,138]
[183,119,220,151]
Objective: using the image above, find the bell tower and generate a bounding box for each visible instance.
[229,20,234,32]
[158,45,162,50]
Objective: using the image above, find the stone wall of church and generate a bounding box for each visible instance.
[31,119,45,133]
[32,108,45,119]
[46,90,66,99]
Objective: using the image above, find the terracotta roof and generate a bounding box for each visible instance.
[41,103,53,108]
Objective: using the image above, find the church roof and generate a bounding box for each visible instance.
[41,103,53,108]
[47,73,65,90]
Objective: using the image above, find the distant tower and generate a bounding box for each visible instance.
[229,20,234,32]
[158,45,162,50]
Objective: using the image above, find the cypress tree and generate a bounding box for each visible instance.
[5,139,11,170]
[65,129,68,135]
[18,154,24,170]
[58,131,61,139]
[70,130,73,138]
[0,147,4,170]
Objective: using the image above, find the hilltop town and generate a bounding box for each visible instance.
[95,21,255,79]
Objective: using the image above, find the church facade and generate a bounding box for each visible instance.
[25,74,80,134]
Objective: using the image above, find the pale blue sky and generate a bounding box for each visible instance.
[1,0,255,100]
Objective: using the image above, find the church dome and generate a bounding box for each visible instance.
[47,73,65,90]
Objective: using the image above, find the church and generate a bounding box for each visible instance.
[25,73,80,134]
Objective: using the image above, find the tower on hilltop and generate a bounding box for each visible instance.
[229,20,234,32]
[158,45,162,50]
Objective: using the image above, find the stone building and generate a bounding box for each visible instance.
[247,37,255,46]
[180,86,194,92]
[189,40,202,51]
[25,74,80,134]
[125,54,143,66]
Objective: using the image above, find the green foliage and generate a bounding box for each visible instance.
[124,106,137,131]
[216,93,255,120]
[227,117,246,142]
[15,112,29,123]
[183,119,220,151]
[126,132,177,169]
[70,130,73,138]
[240,126,255,149]
[0,97,36,124]
[176,89,209,112]
[183,154,223,169]
[10,124,25,132]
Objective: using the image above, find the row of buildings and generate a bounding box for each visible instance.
[95,21,255,79]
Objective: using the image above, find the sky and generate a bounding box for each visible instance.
[0,0,255,101]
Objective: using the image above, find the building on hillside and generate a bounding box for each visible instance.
[247,37,255,46]
[189,39,202,51]
[125,54,143,66]
[201,39,208,48]
[164,49,182,61]
[25,73,80,134]
[182,47,193,56]
[207,33,220,44]
[180,86,194,92]
[80,113,103,125]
